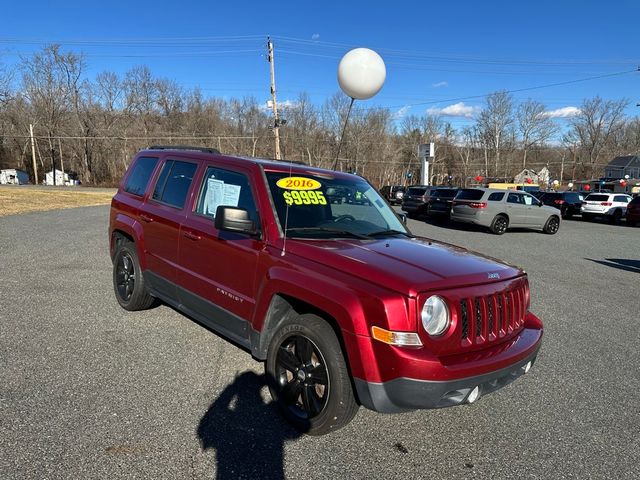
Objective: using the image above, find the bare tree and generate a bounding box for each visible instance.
[516,99,557,168]
[477,91,514,176]
[567,96,629,178]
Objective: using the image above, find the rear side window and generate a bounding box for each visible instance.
[151,160,198,209]
[488,192,505,201]
[613,196,630,203]
[586,194,608,202]
[124,156,158,196]
[434,189,458,198]
[407,187,427,196]
[456,189,484,201]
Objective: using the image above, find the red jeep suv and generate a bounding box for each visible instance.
[109,146,543,435]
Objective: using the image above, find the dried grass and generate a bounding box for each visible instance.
[0,186,116,217]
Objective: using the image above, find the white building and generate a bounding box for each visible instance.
[44,169,71,186]
[0,169,30,185]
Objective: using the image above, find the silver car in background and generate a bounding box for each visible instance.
[451,188,561,235]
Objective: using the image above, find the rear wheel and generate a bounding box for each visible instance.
[543,216,560,234]
[610,209,622,225]
[113,240,156,311]
[490,215,509,235]
[265,314,359,435]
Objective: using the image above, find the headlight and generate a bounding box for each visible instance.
[421,295,450,336]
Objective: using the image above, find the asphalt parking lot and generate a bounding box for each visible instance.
[1,206,638,479]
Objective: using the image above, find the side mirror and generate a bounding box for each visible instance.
[398,213,407,224]
[215,206,257,236]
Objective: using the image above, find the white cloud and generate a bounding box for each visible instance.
[541,106,581,118]
[427,102,479,119]
[311,33,320,41]
[392,105,411,119]
[432,81,448,88]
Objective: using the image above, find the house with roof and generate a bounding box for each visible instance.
[604,155,640,179]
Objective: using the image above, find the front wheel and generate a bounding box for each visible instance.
[543,216,560,234]
[265,314,359,435]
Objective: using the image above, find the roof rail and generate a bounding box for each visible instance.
[148,145,221,154]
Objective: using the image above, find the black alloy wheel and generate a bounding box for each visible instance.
[490,215,508,235]
[112,240,156,311]
[266,314,359,435]
[544,216,560,234]
[274,335,329,419]
[115,252,135,302]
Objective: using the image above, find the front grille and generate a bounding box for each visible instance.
[459,284,527,346]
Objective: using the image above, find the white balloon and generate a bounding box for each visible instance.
[337,48,386,100]
[553,180,559,186]
[568,182,574,188]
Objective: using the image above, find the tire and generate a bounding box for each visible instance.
[610,209,622,225]
[543,216,560,235]
[112,240,156,311]
[490,215,509,235]
[265,314,359,435]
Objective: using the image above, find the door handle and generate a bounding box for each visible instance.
[183,231,202,241]
[139,213,154,223]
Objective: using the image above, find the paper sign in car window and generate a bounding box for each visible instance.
[206,178,224,215]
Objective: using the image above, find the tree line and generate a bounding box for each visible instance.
[0,45,638,187]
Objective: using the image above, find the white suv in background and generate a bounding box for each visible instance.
[581,193,632,224]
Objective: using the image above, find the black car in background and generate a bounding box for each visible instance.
[401,185,438,217]
[539,191,585,219]
[425,187,459,220]
[379,185,406,205]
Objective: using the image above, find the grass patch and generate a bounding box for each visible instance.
[0,186,116,217]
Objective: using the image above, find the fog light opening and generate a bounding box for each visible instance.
[523,361,532,374]
[467,386,480,404]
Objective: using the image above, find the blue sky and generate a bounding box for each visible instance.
[1,0,638,130]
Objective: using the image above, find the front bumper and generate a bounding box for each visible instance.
[354,344,540,413]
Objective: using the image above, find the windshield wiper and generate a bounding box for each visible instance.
[286,227,371,240]
[367,229,414,238]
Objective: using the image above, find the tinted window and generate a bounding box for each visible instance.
[152,160,197,209]
[586,194,608,202]
[614,196,630,203]
[407,187,427,196]
[488,192,505,201]
[507,193,524,204]
[196,167,258,223]
[565,193,579,202]
[433,189,458,198]
[124,156,158,196]
[456,189,484,201]
[541,193,560,201]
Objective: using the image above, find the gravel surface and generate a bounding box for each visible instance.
[0,206,638,479]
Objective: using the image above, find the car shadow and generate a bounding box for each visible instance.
[197,371,305,480]
[585,258,640,274]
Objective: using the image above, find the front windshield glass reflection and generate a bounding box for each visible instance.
[265,171,408,239]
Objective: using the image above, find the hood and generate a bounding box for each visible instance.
[284,236,523,297]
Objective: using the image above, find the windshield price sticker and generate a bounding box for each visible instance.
[277,176,327,206]
[283,190,327,206]
[276,177,321,191]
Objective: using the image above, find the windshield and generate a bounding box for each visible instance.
[265,171,408,239]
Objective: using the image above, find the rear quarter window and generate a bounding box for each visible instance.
[407,187,427,196]
[613,196,630,203]
[488,192,505,201]
[456,189,485,201]
[123,156,158,196]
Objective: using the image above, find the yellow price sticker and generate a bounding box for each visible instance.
[276,177,322,191]
[283,190,327,206]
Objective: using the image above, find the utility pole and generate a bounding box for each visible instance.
[267,37,282,160]
[29,124,38,185]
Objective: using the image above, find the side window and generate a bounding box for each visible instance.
[196,166,258,223]
[614,195,630,203]
[124,156,158,196]
[151,160,198,209]
[488,192,505,202]
[507,193,523,204]
[523,194,534,206]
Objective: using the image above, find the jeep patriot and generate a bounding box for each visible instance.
[109,146,543,435]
